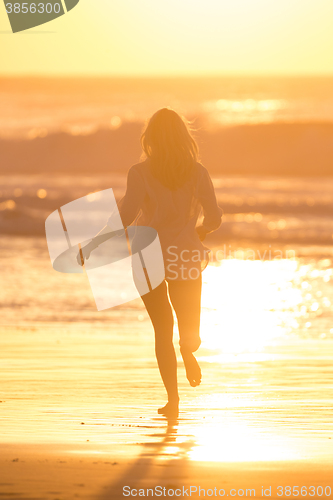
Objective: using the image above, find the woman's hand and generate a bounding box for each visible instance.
[196,225,208,242]
[77,241,94,266]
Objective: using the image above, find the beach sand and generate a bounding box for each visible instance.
[1,236,333,499]
[1,322,333,499]
[1,445,332,499]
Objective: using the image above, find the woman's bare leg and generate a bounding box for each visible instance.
[141,281,179,410]
[168,275,202,387]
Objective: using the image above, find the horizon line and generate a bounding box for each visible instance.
[1,72,333,80]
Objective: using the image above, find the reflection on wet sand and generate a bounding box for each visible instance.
[97,417,188,499]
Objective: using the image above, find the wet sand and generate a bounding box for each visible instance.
[1,236,333,498]
[1,444,332,500]
[1,321,333,499]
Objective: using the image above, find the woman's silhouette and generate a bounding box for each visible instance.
[80,109,222,417]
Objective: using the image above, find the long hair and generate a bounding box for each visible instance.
[141,108,199,190]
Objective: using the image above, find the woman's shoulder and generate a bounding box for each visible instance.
[128,160,151,178]
[194,162,211,182]
[130,159,149,170]
[195,162,210,174]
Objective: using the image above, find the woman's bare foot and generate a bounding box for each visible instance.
[180,348,201,387]
[158,401,179,417]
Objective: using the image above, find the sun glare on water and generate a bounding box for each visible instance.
[188,420,301,462]
[200,258,301,356]
[172,256,333,464]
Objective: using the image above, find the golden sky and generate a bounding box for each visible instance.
[1,0,333,75]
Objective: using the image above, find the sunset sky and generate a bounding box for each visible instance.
[1,0,333,75]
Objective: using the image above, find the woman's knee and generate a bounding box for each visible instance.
[179,336,201,353]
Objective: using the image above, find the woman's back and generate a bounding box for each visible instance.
[113,159,222,279]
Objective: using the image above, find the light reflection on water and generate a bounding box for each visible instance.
[0,236,333,466]
[201,260,301,353]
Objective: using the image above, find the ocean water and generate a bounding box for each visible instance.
[1,174,333,247]
[1,76,333,138]
[1,75,333,240]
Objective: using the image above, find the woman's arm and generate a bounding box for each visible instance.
[111,165,146,228]
[196,167,223,241]
[76,224,118,265]
[77,166,146,265]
